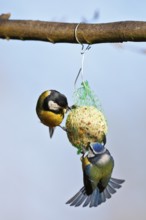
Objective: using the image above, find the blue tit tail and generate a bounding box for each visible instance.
[66,177,125,208]
[66,187,100,208]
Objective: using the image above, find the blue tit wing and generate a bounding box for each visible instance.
[109,179,122,189]
[110,177,125,185]
[103,188,111,199]
[66,177,125,207]
[103,177,125,201]
[96,177,125,205]
[107,183,117,194]
[83,164,93,195]
[74,193,87,207]
[66,187,100,208]
[108,177,125,191]
[66,163,97,207]
[66,187,84,204]
[66,187,87,207]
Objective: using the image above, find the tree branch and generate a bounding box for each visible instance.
[1,16,146,44]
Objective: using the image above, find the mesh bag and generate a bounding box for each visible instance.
[66,81,108,152]
[73,81,102,110]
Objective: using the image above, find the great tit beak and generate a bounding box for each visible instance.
[65,106,72,113]
[70,105,77,110]
[67,106,71,111]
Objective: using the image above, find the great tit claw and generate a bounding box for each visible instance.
[59,125,67,132]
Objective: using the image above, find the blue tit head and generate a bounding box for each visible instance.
[89,142,106,155]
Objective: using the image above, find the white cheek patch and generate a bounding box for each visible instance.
[48,100,60,111]
[98,154,110,165]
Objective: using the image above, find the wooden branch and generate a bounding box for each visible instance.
[1,15,146,44]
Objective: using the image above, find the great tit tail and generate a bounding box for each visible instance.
[49,127,55,138]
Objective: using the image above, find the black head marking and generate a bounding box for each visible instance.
[42,90,68,112]
[49,90,68,108]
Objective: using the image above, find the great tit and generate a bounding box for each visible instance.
[36,90,69,137]
[66,142,125,207]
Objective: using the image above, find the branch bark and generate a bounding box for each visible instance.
[1,16,146,44]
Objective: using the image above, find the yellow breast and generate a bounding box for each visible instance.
[39,110,64,127]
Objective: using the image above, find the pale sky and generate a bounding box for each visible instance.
[0,1,146,220]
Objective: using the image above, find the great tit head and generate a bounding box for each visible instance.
[43,90,69,113]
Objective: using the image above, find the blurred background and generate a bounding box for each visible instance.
[0,1,146,219]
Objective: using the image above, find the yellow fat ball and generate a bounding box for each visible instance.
[66,106,108,148]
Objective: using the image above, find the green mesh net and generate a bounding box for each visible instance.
[73,80,103,112]
[66,80,108,154]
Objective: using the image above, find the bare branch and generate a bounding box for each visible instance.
[1,16,146,44]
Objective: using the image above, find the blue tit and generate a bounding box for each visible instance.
[66,142,125,207]
[36,90,70,137]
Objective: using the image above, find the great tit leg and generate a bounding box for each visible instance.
[59,125,68,132]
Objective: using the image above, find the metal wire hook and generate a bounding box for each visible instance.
[74,45,91,90]
[75,23,82,45]
[74,23,91,90]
